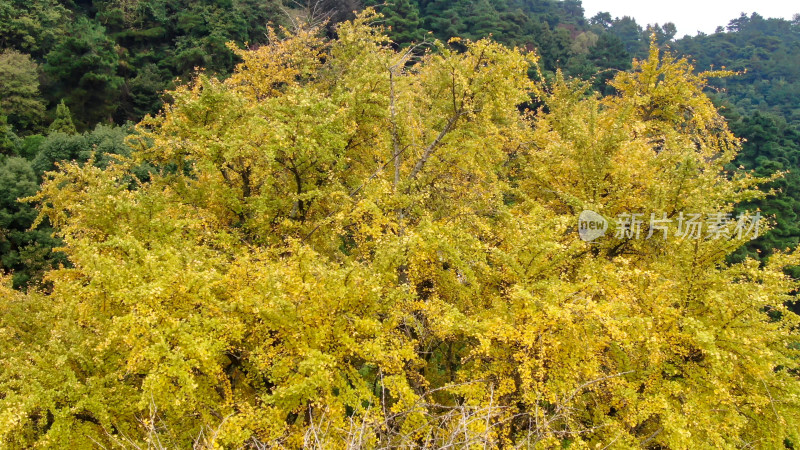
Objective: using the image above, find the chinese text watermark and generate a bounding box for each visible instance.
[578,210,761,242]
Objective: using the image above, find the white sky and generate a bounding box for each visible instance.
[580,1,799,38]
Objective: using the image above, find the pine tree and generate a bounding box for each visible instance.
[43,18,123,128]
[422,0,467,40]
[461,0,501,40]
[364,0,426,45]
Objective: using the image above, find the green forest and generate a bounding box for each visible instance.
[2,0,800,447]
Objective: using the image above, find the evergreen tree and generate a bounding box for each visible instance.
[121,64,169,122]
[588,32,631,94]
[43,18,123,129]
[461,0,501,40]
[48,100,77,135]
[608,15,647,57]
[422,0,467,39]
[365,0,426,45]
[727,111,800,271]
[559,0,584,25]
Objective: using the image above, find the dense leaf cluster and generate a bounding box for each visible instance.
[3,16,800,446]
[0,0,797,309]
[0,4,800,447]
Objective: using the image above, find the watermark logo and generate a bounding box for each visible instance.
[578,210,608,242]
[578,210,761,242]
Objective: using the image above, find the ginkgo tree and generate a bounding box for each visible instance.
[1,10,799,449]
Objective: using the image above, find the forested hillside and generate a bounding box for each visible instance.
[671,14,800,264]
[2,1,800,448]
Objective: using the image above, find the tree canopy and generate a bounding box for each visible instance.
[1,13,798,448]
[0,49,45,132]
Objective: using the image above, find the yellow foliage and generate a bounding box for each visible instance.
[1,11,799,449]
